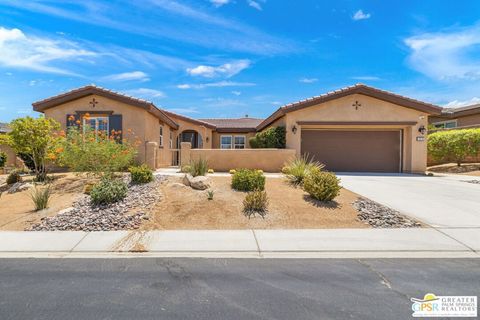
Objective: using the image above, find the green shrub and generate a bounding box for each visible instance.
[229,169,236,175]
[232,169,265,191]
[188,158,208,177]
[181,165,191,173]
[207,189,214,200]
[0,151,6,168]
[129,165,154,184]
[428,129,480,166]
[30,184,51,211]
[283,154,324,186]
[83,182,95,195]
[303,170,341,202]
[6,170,21,185]
[243,190,268,218]
[90,178,128,205]
[249,126,286,148]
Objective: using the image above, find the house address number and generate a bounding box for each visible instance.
[416,136,425,142]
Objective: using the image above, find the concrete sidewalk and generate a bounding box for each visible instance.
[0,228,478,258]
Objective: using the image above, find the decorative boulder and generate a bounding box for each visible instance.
[8,182,33,194]
[190,176,210,190]
[182,174,193,186]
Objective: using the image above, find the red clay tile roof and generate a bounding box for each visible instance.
[32,84,179,129]
[163,110,216,129]
[198,118,263,133]
[256,83,443,130]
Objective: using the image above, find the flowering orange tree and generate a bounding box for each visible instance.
[56,114,139,177]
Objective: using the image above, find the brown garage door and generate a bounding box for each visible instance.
[301,130,402,172]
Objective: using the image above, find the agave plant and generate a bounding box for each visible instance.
[283,154,325,186]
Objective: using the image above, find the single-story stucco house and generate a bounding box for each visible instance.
[429,103,480,130]
[31,83,442,173]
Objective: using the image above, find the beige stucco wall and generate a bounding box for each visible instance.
[0,142,20,168]
[156,125,175,167]
[188,148,296,172]
[212,131,256,148]
[167,115,213,149]
[42,94,170,166]
[279,94,429,173]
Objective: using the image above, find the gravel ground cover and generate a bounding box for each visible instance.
[353,197,422,228]
[30,176,165,231]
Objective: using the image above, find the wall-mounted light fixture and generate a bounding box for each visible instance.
[418,125,426,135]
[291,125,297,134]
[206,136,209,143]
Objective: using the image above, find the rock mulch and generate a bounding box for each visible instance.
[462,180,480,185]
[353,197,422,228]
[7,182,33,194]
[29,176,166,231]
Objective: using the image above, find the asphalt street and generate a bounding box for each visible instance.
[0,258,478,320]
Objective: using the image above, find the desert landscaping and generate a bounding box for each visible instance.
[0,169,422,231]
[427,162,480,176]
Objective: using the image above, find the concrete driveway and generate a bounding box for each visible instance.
[338,173,480,228]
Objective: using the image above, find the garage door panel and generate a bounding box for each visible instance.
[301,130,401,172]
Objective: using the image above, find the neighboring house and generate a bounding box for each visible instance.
[429,104,480,130]
[32,83,441,173]
[0,122,21,168]
[0,123,10,134]
[197,118,263,149]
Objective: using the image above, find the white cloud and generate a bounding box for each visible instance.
[167,107,199,114]
[210,0,230,7]
[231,90,241,95]
[17,108,32,114]
[350,76,381,81]
[187,60,251,78]
[1,0,294,55]
[444,97,480,108]
[299,77,318,83]
[404,24,480,80]
[176,81,255,89]
[0,26,96,74]
[103,71,150,82]
[352,10,371,21]
[247,0,262,10]
[125,88,165,99]
[203,97,246,107]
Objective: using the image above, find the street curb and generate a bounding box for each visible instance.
[0,250,478,259]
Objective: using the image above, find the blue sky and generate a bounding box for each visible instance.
[1,0,480,122]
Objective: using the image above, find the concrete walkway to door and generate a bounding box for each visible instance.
[338,173,480,229]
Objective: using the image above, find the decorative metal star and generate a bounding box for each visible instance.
[89,98,98,108]
[352,100,361,110]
